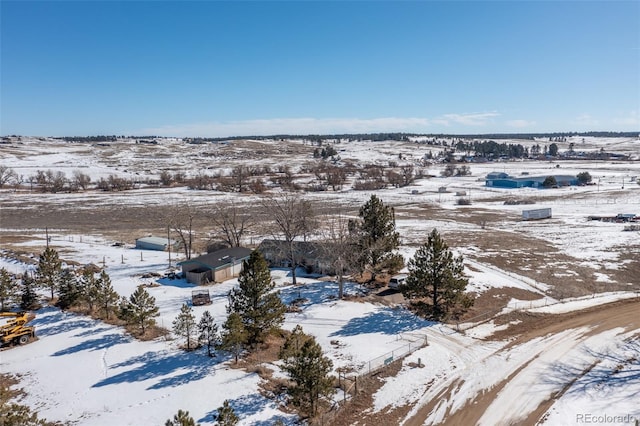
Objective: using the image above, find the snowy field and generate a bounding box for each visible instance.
[1,135,639,425]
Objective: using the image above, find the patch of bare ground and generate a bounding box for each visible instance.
[0,373,63,425]
[457,287,542,323]
[489,297,640,343]
[405,298,640,426]
[446,229,612,298]
[613,243,640,286]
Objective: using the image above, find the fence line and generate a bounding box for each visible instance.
[319,333,430,424]
[450,290,640,332]
[356,334,429,377]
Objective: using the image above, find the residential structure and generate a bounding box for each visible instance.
[179,247,252,285]
[257,239,336,275]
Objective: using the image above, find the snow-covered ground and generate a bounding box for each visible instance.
[1,135,639,425]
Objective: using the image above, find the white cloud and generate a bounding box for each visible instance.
[505,119,536,128]
[133,112,502,137]
[572,114,600,126]
[439,112,500,126]
[612,110,640,127]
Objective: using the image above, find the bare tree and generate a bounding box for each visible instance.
[0,165,17,188]
[73,170,92,190]
[386,169,403,188]
[230,165,250,193]
[159,170,174,186]
[209,203,253,248]
[400,164,415,186]
[322,211,358,299]
[170,204,196,259]
[326,165,347,190]
[48,170,67,193]
[263,194,316,285]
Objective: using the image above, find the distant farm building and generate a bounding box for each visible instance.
[522,208,552,220]
[588,213,638,223]
[135,236,179,251]
[485,172,579,188]
[179,247,252,285]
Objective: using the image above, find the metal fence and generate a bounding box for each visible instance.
[357,335,428,377]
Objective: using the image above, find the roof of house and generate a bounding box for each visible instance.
[486,172,510,180]
[179,247,252,270]
[257,239,335,260]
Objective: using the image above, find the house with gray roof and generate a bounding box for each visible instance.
[179,247,252,285]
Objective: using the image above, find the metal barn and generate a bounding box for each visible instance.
[135,236,178,251]
[522,208,552,220]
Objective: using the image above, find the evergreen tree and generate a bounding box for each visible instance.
[56,269,81,310]
[173,303,197,350]
[352,195,402,280]
[401,229,473,320]
[0,268,20,311]
[227,250,286,346]
[121,286,159,335]
[215,400,239,426]
[78,270,99,313]
[577,171,592,184]
[95,270,119,319]
[36,247,62,300]
[164,409,199,426]
[282,335,335,416]
[197,311,219,357]
[0,379,54,426]
[20,274,39,310]
[542,176,558,188]
[219,312,247,363]
[279,325,312,360]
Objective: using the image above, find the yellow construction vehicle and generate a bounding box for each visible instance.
[1,311,36,347]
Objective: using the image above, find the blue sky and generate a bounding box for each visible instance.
[1,1,638,137]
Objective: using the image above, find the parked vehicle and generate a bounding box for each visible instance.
[1,311,36,347]
[388,274,408,290]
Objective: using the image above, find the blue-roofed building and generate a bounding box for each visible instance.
[485,172,579,188]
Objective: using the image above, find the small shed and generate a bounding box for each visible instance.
[135,236,178,251]
[522,208,552,221]
[179,247,252,285]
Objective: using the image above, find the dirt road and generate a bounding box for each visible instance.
[403,298,640,426]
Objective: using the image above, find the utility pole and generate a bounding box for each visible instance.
[167,225,172,268]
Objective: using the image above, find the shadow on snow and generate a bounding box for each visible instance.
[157,277,195,289]
[52,333,130,356]
[330,307,435,337]
[199,393,292,425]
[541,339,640,398]
[92,349,220,390]
[279,280,365,307]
